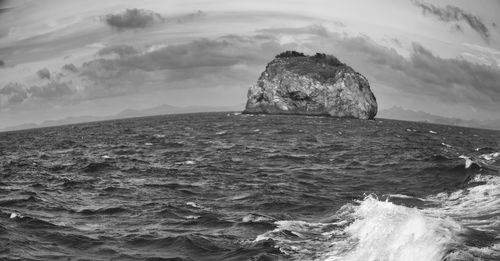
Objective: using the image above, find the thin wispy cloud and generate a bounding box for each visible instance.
[411,0,490,42]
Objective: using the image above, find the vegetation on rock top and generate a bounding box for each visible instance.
[271,51,351,83]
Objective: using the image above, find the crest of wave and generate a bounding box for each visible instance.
[324,196,463,261]
[255,196,466,261]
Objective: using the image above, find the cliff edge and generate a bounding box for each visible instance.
[243,51,377,119]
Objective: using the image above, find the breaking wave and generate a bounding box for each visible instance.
[255,151,500,261]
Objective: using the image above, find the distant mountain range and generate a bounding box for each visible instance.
[378,106,500,131]
[3,105,499,132]
[1,104,244,132]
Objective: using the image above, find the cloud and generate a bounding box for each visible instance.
[37,68,51,79]
[0,82,28,105]
[0,0,11,14]
[128,39,253,71]
[62,63,78,73]
[104,8,163,29]
[0,81,75,107]
[169,10,205,24]
[85,36,284,75]
[62,35,288,99]
[97,45,138,58]
[0,59,4,67]
[257,24,330,38]
[28,81,75,100]
[411,0,490,42]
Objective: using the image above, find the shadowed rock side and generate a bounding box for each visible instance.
[244,51,378,119]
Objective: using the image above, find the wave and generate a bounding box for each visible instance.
[82,161,115,173]
[77,206,130,215]
[124,234,226,252]
[15,215,60,229]
[0,195,38,207]
[254,151,500,261]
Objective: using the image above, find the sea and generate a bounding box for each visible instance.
[0,112,499,261]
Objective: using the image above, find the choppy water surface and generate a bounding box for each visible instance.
[0,112,499,261]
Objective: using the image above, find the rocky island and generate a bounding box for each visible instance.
[243,51,377,119]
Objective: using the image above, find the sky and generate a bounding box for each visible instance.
[0,0,500,129]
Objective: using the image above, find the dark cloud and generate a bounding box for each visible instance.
[104,8,163,29]
[69,36,287,99]
[411,0,490,42]
[37,68,51,80]
[129,39,248,71]
[86,36,284,73]
[0,59,4,67]
[0,0,12,14]
[62,63,78,73]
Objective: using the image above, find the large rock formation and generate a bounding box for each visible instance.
[243,51,377,119]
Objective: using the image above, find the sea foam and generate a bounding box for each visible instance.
[254,196,465,261]
[325,196,463,261]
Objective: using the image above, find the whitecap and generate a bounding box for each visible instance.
[242,213,276,223]
[327,197,463,261]
[441,142,452,148]
[460,150,500,170]
[387,193,425,201]
[253,197,466,261]
[186,202,202,208]
[459,155,474,168]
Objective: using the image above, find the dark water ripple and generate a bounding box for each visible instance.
[0,112,499,260]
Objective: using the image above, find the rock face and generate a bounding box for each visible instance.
[243,51,377,119]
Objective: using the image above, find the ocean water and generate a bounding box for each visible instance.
[0,112,499,261]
